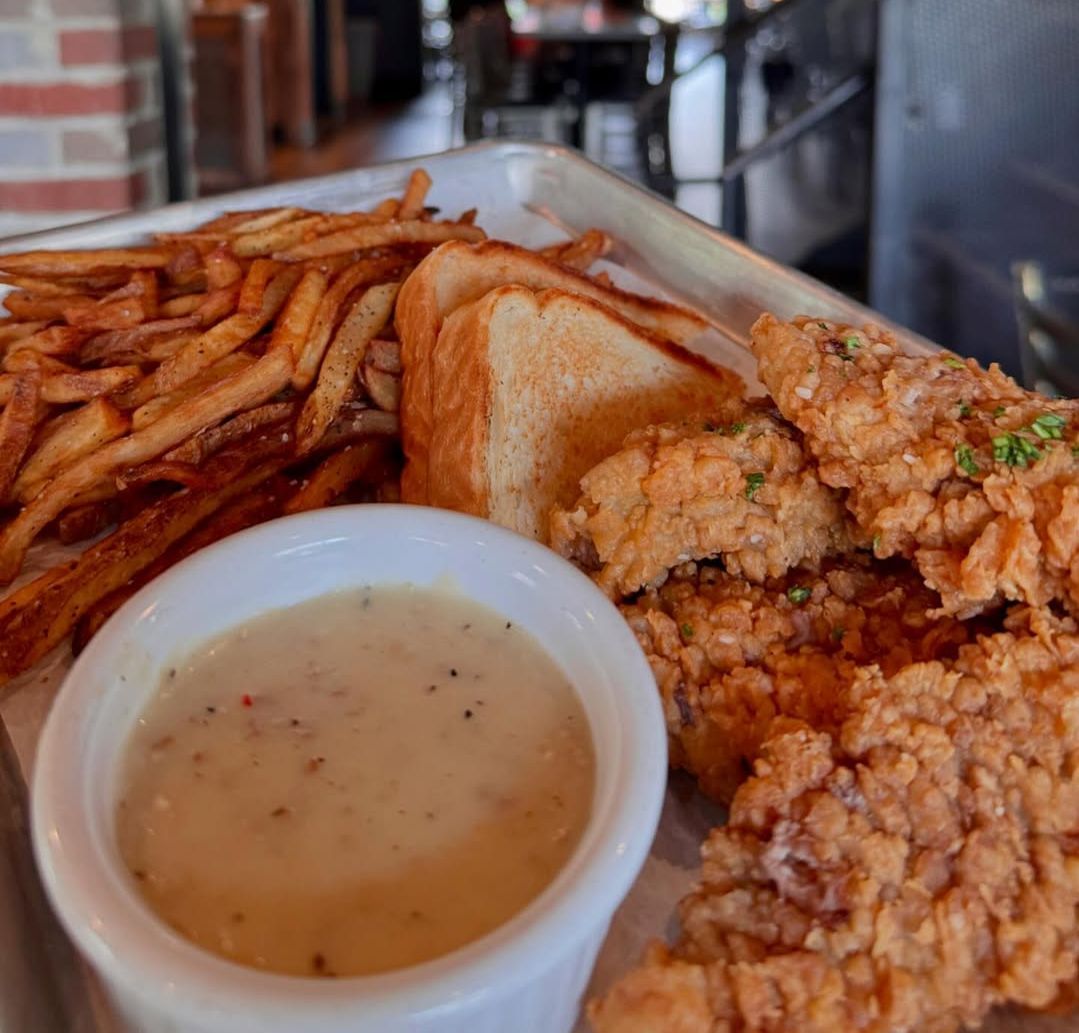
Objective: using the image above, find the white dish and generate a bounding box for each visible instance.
[31,505,667,1033]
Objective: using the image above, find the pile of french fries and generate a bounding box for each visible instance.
[0,170,525,687]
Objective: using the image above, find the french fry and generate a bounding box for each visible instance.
[317,405,399,452]
[0,450,289,686]
[237,258,283,313]
[164,401,295,465]
[132,266,299,404]
[14,398,130,503]
[0,366,139,406]
[205,247,244,290]
[131,352,255,430]
[457,207,478,225]
[0,320,48,345]
[232,213,381,259]
[540,229,613,270]
[228,206,305,235]
[363,364,400,412]
[270,268,326,364]
[0,248,172,277]
[0,275,86,296]
[365,337,401,373]
[4,326,84,361]
[115,460,209,492]
[275,220,486,262]
[296,281,399,453]
[81,316,201,365]
[3,291,94,321]
[143,332,200,363]
[3,351,75,375]
[292,255,406,391]
[62,270,158,330]
[372,197,399,219]
[398,169,433,220]
[284,439,389,514]
[72,477,289,655]
[158,293,206,318]
[56,498,118,546]
[0,369,42,503]
[0,340,293,583]
[193,284,242,325]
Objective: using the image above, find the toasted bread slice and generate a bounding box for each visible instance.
[422,285,741,541]
[396,239,714,503]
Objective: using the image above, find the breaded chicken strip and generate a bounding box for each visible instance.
[590,612,1079,1033]
[751,314,1079,617]
[549,405,860,598]
[621,559,975,803]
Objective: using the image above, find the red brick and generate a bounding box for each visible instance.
[59,28,122,66]
[0,175,139,212]
[0,81,127,117]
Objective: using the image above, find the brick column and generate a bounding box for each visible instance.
[0,0,170,239]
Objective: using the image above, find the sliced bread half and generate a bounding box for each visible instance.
[423,285,741,541]
[396,238,716,503]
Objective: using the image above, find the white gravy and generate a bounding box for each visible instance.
[115,584,594,977]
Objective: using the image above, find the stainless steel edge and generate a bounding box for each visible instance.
[0,140,936,356]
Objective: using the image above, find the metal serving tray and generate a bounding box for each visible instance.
[0,141,935,1033]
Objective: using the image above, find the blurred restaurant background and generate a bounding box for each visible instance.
[0,0,1076,378]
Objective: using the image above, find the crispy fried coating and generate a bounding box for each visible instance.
[750,313,1079,617]
[620,559,976,804]
[549,405,860,598]
[590,614,1079,1033]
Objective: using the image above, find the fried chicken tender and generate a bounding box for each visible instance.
[549,405,860,598]
[750,313,1079,617]
[590,614,1079,1033]
[621,559,976,803]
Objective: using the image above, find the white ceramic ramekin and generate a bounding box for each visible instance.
[32,505,666,1033]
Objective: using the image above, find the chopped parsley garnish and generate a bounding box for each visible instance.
[807,364,816,373]
[1030,412,1066,440]
[993,405,1006,417]
[705,420,747,435]
[729,421,746,435]
[843,335,860,354]
[943,356,965,369]
[1072,443,1079,458]
[992,432,1042,468]
[744,472,765,500]
[817,321,828,330]
[831,626,846,642]
[958,401,972,418]
[872,533,881,552]
[954,444,980,476]
[786,586,811,606]
[680,623,694,639]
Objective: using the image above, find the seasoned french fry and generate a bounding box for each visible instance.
[292,255,406,391]
[296,282,399,453]
[237,259,283,313]
[3,290,94,320]
[317,405,399,452]
[270,268,326,364]
[115,460,209,492]
[63,270,158,330]
[0,275,84,296]
[232,213,381,259]
[457,207,478,226]
[133,266,299,404]
[0,320,48,345]
[372,197,399,219]
[540,229,613,270]
[228,206,305,235]
[158,293,206,318]
[4,326,84,361]
[275,220,485,262]
[284,439,389,514]
[0,340,293,583]
[81,316,201,365]
[0,368,42,503]
[0,451,289,685]
[205,247,244,291]
[398,169,433,220]
[72,477,289,654]
[56,498,118,545]
[131,352,255,430]
[14,397,130,503]
[365,337,401,373]
[363,364,400,412]
[0,248,172,277]
[3,350,74,375]
[0,366,139,406]
[164,401,295,466]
